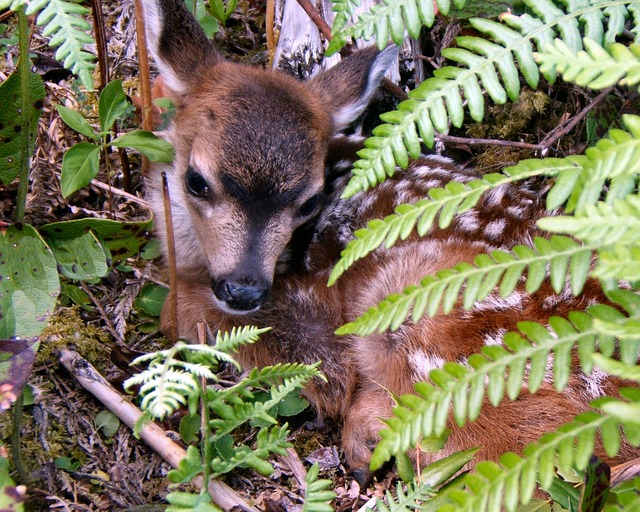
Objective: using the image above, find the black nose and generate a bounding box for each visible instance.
[213,278,269,312]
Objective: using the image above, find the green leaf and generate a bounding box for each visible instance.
[60,142,100,197]
[0,224,60,338]
[111,130,175,162]
[40,217,153,262]
[277,392,309,417]
[98,79,129,133]
[94,410,120,438]
[47,230,110,280]
[55,104,98,139]
[0,71,45,184]
[134,283,169,317]
[420,448,479,488]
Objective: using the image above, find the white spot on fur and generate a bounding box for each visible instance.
[506,205,526,219]
[581,367,607,399]
[410,351,446,380]
[484,328,507,346]
[484,218,507,239]
[457,210,480,232]
[475,291,525,312]
[485,187,506,206]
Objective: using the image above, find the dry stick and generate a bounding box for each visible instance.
[435,88,615,152]
[90,0,109,90]
[162,172,179,343]
[294,0,407,100]
[538,87,613,148]
[266,0,276,65]
[58,348,260,512]
[134,0,153,176]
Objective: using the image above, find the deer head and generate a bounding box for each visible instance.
[142,0,397,314]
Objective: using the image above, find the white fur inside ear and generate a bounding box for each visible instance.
[141,0,188,95]
[332,45,399,131]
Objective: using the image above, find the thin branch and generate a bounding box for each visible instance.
[539,87,614,148]
[134,0,152,175]
[435,133,543,150]
[162,172,179,342]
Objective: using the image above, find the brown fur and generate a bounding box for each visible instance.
[143,0,638,478]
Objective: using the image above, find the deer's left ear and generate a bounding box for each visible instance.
[310,46,399,132]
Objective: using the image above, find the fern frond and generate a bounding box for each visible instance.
[536,38,640,89]
[429,399,640,512]
[213,325,271,354]
[538,195,640,247]
[134,367,201,419]
[333,158,584,282]
[337,235,594,337]
[209,363,323,438]
[371,479,436,512]
[326,0,464,56]
[301,464,336,512]
[591,354,640,381]
[369,305,637,471]
[5,0,97,88]
[340,0,637,197]
[209,424,291,478]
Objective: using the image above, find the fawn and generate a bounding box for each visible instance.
[142,0,637,482]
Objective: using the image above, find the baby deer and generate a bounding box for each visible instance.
[142,0,638,482]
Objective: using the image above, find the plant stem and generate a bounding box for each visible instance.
[197,323,213,491]
[11,392,31,485]
[15,7,31,223]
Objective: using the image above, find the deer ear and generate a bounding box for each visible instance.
[141,0,223,95]
[311,46,398,132]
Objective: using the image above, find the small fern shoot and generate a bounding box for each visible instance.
[302,464,336,512]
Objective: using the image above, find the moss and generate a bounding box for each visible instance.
[36,306,111,371]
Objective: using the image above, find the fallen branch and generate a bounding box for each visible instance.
[58,348,260,512]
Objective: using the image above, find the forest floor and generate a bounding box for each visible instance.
[0,0,630,510]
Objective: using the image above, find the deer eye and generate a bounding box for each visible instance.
[185,167,209,198]
[297,193,325,218]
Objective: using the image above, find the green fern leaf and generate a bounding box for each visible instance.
[336,236,594,337]
[369,306,636,472]
[326,0,463,56]
[24,0,96,89]
[340,0,636,197]
[536,38,640,89]
[538,195,640,246]
[334,158,580,281]
[428,401,640,511]
[301,464,336,512]
[209,424,291,478]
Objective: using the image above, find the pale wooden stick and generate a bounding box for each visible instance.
[58,348,259,512]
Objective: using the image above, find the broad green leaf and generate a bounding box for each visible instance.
[0,72,45,184]
[134,283,169,317]
[47,230,110,280]
[55,104,98,139]
[111,130,175,162]
[98,79,129,133]
[94,410,120,438]
[40,217,153,262]
[60,142,100,197]
[0,224,59,338]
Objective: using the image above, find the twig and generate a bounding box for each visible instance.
[539,87,613,148]
[611,456,640,487]
[80,282,124,343]
[435,134,543,150]
[162,172,179,342]
[58,348,260,512]
[295,0,332,40]
[134,0,152,175]
[277,448,308,489]
[294,0,407,101]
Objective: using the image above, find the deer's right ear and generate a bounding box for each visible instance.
[311,46,398,133]
[141,0,223,95]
